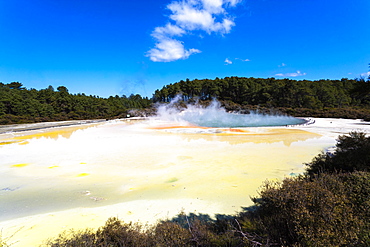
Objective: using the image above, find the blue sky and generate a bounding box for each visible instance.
[1,0,369,98]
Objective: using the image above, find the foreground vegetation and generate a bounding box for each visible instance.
[45,132,370,247]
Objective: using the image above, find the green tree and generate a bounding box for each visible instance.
[57,86,69,93]
[6,82,24,90]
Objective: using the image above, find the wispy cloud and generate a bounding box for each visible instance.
[236,58,250,62]
[152,23,186,40]
[278,63,287,67]
[224,58,232,65]
[225,57,250,64]
[275,71,306,77]
[147,0,242,62]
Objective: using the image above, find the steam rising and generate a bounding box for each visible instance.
[154,97,305,127]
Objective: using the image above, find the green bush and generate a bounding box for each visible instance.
[46,215,249,247]
[246,173,365,246]
[306,132,370,176]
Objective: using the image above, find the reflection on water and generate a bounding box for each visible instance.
[165,128,322,146]
[0,119,334,223]
[0,123,98,144]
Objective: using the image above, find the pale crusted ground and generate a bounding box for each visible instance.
[0,119,106,134]
[0,118,369,247]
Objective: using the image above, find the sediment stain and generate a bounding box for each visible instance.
[11,163,29,168]
[166,177,178,183]
[76,173,89,177]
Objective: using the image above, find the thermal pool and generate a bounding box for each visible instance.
[0,116,369,246]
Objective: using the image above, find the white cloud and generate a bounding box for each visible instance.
[360,71,370,78]
[278,63,287,67]
[168,1,235,34]
[200,0,241,13]
[275,71,306,77]
[220,18,235,33]
[224,58,232,65]
[147,0,241,62]
[226,0,242,6]
[201,0,224,13]
[236,58,250,62]
[152,23,186,40]
[168,2,214,31]
[147,38,201,62]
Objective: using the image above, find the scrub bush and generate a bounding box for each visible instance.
[46,216,248,247]
[306,132,370,176]
[245,174,363,246]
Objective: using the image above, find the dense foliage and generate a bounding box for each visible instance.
[45,132,370,247]
[153,77,370,107]
[2,76,370,124]
[244,172,370,246]
[153,77,370,119]
[46,216,247,247]
[305,132,370,176]
[0,82,152,124]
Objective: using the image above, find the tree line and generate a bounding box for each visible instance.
[0,82,151,124]
[153,77,370,119]
[153,77,370,108]
[2,76,370,125]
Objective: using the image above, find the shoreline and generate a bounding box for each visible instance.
[0,119,107,134]
[289,117,370,138]
[0,116,367,135]
[0,117,150,135]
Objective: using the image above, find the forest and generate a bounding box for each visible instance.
[153,77,370,107]
[153,77,370,120]
[1,76,370,125]
[0,82,151,125]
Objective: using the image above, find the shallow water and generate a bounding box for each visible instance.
[2,117,370,246]
[0,119,334,224]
